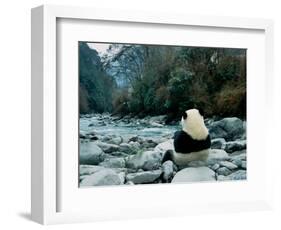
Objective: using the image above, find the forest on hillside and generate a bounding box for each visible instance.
[79,42,246,121]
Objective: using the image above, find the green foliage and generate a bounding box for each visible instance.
[112,88,130,115]
[80,42,246,119]
[79,42,116,113]
[122,46,246,119]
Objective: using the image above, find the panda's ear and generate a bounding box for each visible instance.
[198,108,204,117]
[182,111,187,120]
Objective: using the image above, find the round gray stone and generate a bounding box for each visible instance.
[80,169,122,186]
[126,170,162,184]
[80,142,105,165]
[172,167,216,183]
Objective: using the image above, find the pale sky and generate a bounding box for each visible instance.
[87,43,110,55]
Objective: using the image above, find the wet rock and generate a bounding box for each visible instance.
[88,120,106,127]
[86,130,97,136]
[229,149,246,156]
[99,135,112,143]
[80,165,104,175]
[99,158,126,168]
[217,167,232,176]
[126,170,162,184]
[211,138,226,149]
[108,151,129,157]
[149,115,167,124]
[119,142,139,154]
[149,122,164,127]
[80,175,89,182]
[211,163,220,171]
[89,135,98,141]
[80,142,105,165]
[217,175,227,181]
[80,169,122,186]
[229,158,242,167]
[230,153,247,161]
[219,161,238,170]
[225,140,246,153]
[206,149,230,165]
[126,150,162,171]
[80,132,86,139]
[209,117,245,141]
[108,136,123,145]
[141,139,158,148]
[96,142,120,153]
[154,139,174,153]
[241,161,247,169]
[129,141,141,149]
[128,135,142,143]
[119,143,132,153]
[172,167,215,183]
[226,170,247,180]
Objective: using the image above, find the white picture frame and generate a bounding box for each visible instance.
[31,5,274,225]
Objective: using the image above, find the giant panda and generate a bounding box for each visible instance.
[162,108,211,166]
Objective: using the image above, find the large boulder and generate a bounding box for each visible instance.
[208,117,245,141]
[80,169,122,186]
[126,170,162,184]
[80,142,105,165]
[206,149,230,165]
[154,139,174,153]
[172,167,215,183]
[126,150,162,170]
[99,157,126,168]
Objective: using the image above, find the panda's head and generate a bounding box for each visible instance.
[181,108,209,140]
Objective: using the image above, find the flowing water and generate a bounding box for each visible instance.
[80,114,179,139]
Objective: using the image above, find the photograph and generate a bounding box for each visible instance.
[79,41,247,187]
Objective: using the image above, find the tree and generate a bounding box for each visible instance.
[79,42,116,113]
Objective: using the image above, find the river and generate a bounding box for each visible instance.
[80,114,179,140]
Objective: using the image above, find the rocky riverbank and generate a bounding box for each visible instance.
[79,114,246,186]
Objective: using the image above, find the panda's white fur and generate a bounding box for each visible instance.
[170,109,210,166]
[181,109,209,140]
[172,149,210,166]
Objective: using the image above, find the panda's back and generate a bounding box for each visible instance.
[173,130,211,153]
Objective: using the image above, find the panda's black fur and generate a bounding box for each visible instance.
[173,130,211,153]
[162,108,211,165]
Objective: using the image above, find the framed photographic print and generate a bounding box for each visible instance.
[31,5,274,225]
